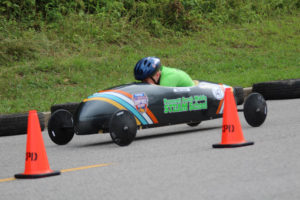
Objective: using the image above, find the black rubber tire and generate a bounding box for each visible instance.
[109,110,137,146]
[233,86,244,105]
[187,121,201,127]
[48,109,74,145]
[0,112,45,136]
[243,93,267,127]
[252,79,300,100]
[50,102,80,115]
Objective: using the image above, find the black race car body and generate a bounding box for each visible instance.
[48,81,267,146]
[73,81,230,135]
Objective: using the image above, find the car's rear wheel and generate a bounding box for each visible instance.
[109,110,137,146]
[243,93,267,127]
[48,109,74,145]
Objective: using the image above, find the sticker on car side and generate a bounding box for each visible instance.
[133,93,148,113]
[198,82,226,100]
[212,86,224,100]
[173,87,191,92]
[163,95,207,114]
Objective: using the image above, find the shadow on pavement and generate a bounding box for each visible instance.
[74,125,221,148]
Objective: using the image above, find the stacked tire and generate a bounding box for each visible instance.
[233,86,244,105]
[0,112,45,136]
[50,102,80,115]
[252,79,300,100]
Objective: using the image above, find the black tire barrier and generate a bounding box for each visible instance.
[252,79,300,100]
[233,86,244,105]
[0,112,45,136]
[50,102,80,115]
[0,82,294,137]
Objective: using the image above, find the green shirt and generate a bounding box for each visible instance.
[159,66,194,87]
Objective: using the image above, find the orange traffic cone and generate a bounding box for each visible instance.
[213,88,254,148]
[15,110,60,179]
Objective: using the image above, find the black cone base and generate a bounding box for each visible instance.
[15,170,61,179]
[212,141,254,148]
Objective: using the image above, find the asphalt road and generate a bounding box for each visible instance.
[0,99,299,200]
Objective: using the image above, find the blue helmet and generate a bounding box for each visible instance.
[134,57,161,80]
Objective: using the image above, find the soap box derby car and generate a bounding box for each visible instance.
[48,81,267,146]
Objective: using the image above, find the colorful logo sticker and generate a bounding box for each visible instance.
[163,95,207,114]
[133,93,148,113]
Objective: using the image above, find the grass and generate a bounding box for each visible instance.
[0,13,299,114]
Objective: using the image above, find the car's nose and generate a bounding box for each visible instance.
[73,100,117,135]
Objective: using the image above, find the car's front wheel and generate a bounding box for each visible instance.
[109,110,137,146]
[48,109,74,145]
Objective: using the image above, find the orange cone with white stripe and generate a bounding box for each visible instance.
[213,88,254,148]
[15,110,60,179]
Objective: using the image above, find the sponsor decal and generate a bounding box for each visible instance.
[133,93,148,113]
[163,95,207,114]
[198,82,225,100]
[212,86,224,100]
[173,87,191,92]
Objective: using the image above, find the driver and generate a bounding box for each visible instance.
[134,57,194,87]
